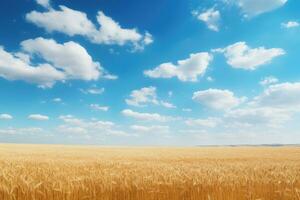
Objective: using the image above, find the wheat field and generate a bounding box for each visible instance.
[0,144,300,200]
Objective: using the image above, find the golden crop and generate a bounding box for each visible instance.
[0,144,300,200]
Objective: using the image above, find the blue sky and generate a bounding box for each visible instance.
[0,0,300,145]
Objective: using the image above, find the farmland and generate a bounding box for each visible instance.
[0,144,300,200]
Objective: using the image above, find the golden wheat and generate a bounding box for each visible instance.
[0,144,300,200]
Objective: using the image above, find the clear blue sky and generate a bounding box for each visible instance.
[0,0,299,145]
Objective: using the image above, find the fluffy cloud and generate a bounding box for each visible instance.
[126,86,176,108]
[144,52,213,81]
[28,114,49,121]
[90,104,109,111]
[58,115,128,136]
[281,21,299,28]
[227,0,288,17]
[192,89,245,110]
[126,86,158,107]
[21,37,103,80]
[260,76,278,86]
[26,6,94,36]
[121,109,174,122]
[185,117,221,128]
[214,42,285,70]
[193,8,220,31]
[0,114,13,120]
[253,82,300,109]
[0,46,65,88]
[26,6,152,50]
[0,38,115,88]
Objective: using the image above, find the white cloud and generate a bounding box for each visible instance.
[121,109,174,122]
[0,114,13,120]
[225,107,291,128]
[90,104,109,111]
[182,108,192,112]
[126,86,176,108]
[28,114,49,121]
[193,8,220,31]
[227,0,288,17]
[192,89,245,110]
[130,125,169,134]
[58,115,128,136]
[144,52,213,82]
[36,0,50,8]
[214,42,285,70]
[21,37,108,80]
[185,117,221,128]
[253,82,300,109]
[260,76,278,86]
[26,6,152,50]
[0,46,65,88]
[26,6,97,37]
[0,38,115,88]
[92,12,153,50]
[160,101,176,109]
[126,86,159,107]
[281,21,299,28]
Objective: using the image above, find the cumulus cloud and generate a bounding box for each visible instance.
[260,76,278,86]
[0,46,65,88]
[126,86,159,107]
[126,86,176,108]
[144,52,213,81]
[0,38,115,88]
[193,8,220,31]
[281,21,299,28]
[28,114,49,121]
[213,42,285,70]
[21,37,105,80]
[253,82,300,109]
[90,104,109,111]
[226,0,288,17]
[26,6,152,50]
[121,109,174,122]
[192,89,245,110]
[0,114,13,120]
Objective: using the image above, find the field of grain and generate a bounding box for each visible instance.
[0,144,300,200]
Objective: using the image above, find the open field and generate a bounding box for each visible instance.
[0,144,300,200]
